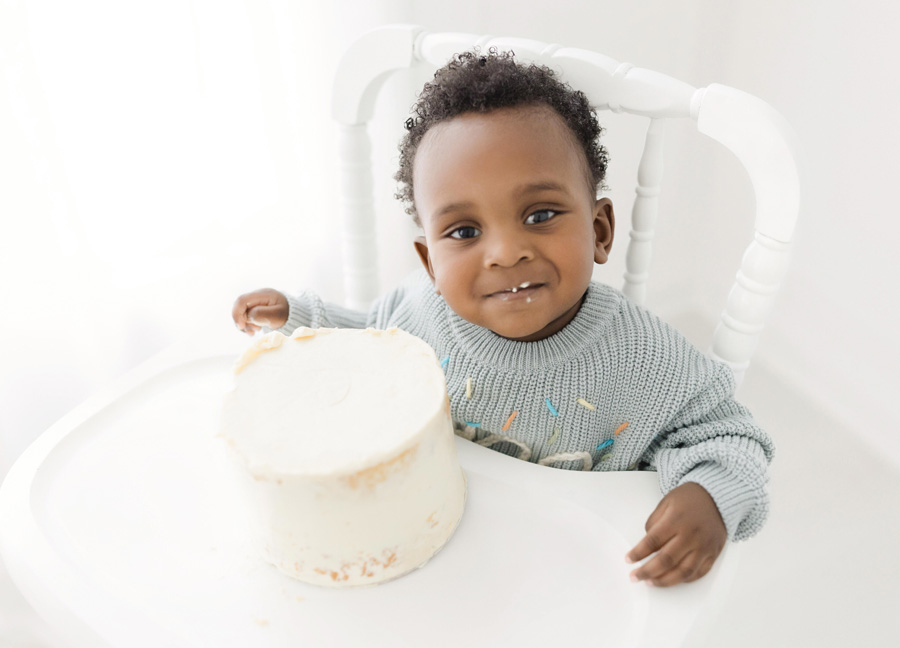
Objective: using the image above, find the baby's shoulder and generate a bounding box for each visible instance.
[369,269,443,327]
[388,269,439,307]
[585,281,670,337]
[587,281,725,374]
[589,282,680,336]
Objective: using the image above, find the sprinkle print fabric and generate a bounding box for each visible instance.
[278,270,775,542]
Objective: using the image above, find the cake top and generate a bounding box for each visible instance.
[220,327,448,477]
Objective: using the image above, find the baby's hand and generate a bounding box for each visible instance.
[232,289,289,335]
[625,482,727,587]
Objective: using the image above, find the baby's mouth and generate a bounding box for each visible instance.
[488,281,543,300]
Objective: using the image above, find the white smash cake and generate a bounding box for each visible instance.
[219,327,467,587]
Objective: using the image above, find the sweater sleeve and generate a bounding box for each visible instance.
[643,364,775,542]
[277,291,369,334]
[276,274,425,336]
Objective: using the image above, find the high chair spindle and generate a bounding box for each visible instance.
[623,118,665,305]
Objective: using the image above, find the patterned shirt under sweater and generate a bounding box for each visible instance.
[276,270,775,542]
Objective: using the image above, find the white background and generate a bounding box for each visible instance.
[1,0,899,644]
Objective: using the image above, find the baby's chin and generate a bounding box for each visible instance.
[487,299,587,342]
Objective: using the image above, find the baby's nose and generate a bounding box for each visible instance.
[483,231,534,267]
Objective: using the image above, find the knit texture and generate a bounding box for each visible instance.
[278,270,775,541]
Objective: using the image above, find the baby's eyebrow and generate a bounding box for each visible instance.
[434,201,475,219]
[515,180,569,195]
[435,202,475,216]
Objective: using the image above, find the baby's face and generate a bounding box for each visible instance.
[412,105,614,341]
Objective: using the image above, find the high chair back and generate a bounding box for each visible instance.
[331,25,800,384]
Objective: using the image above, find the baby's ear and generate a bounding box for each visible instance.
[593,198,615,264]
[413,236,439,292]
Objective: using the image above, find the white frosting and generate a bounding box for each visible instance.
[219,327,466,587]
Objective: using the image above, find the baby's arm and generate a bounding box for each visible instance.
[232,288,370,335]
[627,368,774,587]
[232,274,426,336]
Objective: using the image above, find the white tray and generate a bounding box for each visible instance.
[0,333,737,648]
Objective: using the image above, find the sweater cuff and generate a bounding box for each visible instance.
[678,461,757,542]
[277,293,312,336]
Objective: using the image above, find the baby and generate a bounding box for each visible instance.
[232,50,774,588]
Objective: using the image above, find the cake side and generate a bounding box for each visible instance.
[218,327,467,587]
[222,395,466,587]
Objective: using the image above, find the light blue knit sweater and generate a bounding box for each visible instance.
[277,270,774,541]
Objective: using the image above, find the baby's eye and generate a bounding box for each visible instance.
[525,209,558,225]
[449,226,481,240]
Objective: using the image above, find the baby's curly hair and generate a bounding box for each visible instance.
[395,48,609,224]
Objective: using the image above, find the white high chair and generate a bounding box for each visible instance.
[0,25,799,648]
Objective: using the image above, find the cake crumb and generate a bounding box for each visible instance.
[254,618,269,627]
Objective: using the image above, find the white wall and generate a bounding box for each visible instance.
[0,0,416,476]
[1,0,898,479]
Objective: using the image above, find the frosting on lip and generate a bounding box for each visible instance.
[487,281,541,297]
[488,282,543,300]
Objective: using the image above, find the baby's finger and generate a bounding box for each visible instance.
[645,551,701,588]
[232,310,255,334]
[626,524,675,565]
[236,317,260,335]
[232,298,248,326]
[247,305,282,328]
[643,498,669,533]
[629,536,688,583]
[231,304,259,336]
[626,498,676,565]
[231,294,258,327]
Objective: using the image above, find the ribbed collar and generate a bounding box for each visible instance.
[432,279,624,373]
